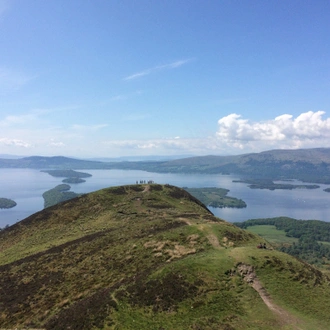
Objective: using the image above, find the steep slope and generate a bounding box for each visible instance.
[1,184,330,329]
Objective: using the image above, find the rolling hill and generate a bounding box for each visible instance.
[155,148,330,181]
[1,148,330,182]
[1,184,330,329]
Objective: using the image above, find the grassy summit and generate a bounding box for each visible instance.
[0,184,330,329]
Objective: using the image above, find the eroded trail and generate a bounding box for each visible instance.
[142,184,150,193]
[181,221,223,249]
[237,264,303,330]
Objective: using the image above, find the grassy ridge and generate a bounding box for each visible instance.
[1,185,330,329]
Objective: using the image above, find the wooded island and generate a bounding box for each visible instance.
[184,187,246,208]
[0,198,17,209]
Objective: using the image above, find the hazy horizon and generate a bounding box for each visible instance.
[2,146,330,162]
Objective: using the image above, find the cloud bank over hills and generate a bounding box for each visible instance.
[1,110,329,157]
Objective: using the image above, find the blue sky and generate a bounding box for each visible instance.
[0,0,329,158]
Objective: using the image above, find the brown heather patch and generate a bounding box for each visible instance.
[108,185,127,195]
[149,184,164,191]
[144,200,173,209]
[44,287,118,330]
[128,184,145,192]
[261,255,330,287]
[124,271,204,312]
[222,228,256,243]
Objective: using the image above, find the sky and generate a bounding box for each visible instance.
[0,0,329,159]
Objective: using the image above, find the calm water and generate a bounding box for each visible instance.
[1,169,330,227]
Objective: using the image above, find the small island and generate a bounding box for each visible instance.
[324,188,330,193]
[42,169,91,185]
[62,177,86,184]
[183,187,246,208]
[0,198,17,209]
[41,169,92,178]
[42,184,80,208]
[233,179,319,190]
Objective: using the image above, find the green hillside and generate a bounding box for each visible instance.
[1,184,330,329]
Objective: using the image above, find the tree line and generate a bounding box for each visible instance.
[235,217,330,267]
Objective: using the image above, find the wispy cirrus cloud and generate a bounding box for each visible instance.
[123,58,194,81]
[0,67,37,94]
[0,111,44,127]
[71,124,108,131]
[48,139,65,147]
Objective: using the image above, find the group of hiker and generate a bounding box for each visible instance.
[257,243,267,249]
[136,180,154,184]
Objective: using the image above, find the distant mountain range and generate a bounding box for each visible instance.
[1,148,330,182]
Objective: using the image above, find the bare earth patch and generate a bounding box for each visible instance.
[237,263,303,330]
[207,233,221,249]
[142,185,150,193]
[179,217,193,225]
[165,244,196,262]
[222,236,234,247]
[144,240,196,262]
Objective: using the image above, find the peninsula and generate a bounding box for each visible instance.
[184,187,246,208]
[42,184,80,208]
[233,179,320,190]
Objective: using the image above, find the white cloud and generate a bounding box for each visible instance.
[2,108,329,157]
[103,137,217,154]
[216,111,330,151]
[102,111,330,156]
[123,59,193,81]
[49,139,65,147]
[0,138,31,148]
